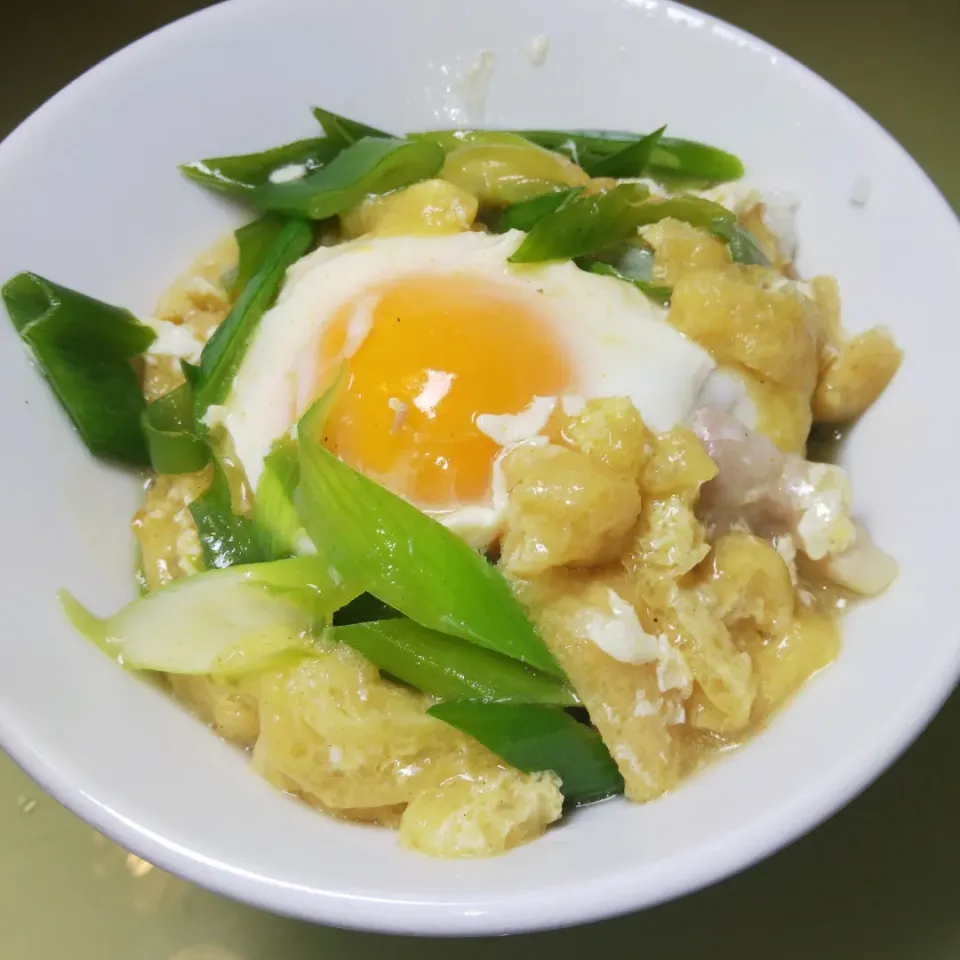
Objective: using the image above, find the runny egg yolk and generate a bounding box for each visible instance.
[317,274,575,507]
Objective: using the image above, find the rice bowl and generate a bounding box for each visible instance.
[0,0,957,935]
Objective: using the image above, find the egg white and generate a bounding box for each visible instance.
[222,230,719,548]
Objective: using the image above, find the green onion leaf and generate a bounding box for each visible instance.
[428,702,624,804]
[630,195,769,266]
[194,219,313,421]
[312,106,392,146]
[180,359,201,387]
[253,434,303,559]
[295,385,564,677]
[2,272,155,465]
[517,130,745,184]
[590,125,667,178]
[60,556,357,676]
[179,138,343,196]
[60,590,111,656]
[509,182,650,263]
[496,187,583,233]
[189,453,269,569]
[231,215,290,299]
[141,381,210,474]
[709,218,771,266]
[580,260,672,305]
[648,136,746,185]
[334,619,578,705]
[251,138,445,221]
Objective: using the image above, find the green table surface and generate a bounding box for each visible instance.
[2,1,958,957]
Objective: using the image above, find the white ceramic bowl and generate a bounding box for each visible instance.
[0,0,957,937]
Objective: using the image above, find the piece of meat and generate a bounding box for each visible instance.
[688,408,895,595]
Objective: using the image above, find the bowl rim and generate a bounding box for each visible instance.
[1,0,959,937]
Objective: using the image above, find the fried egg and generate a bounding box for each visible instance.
[222,230,718,548]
